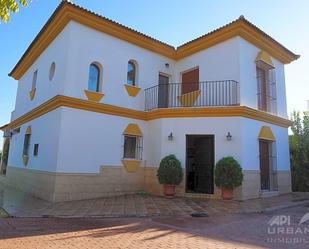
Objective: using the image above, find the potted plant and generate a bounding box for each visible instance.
[157,154,183,198]
[214,156,243,200]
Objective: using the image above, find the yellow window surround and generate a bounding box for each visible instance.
[124,84,141,97]
[259,126,276,141]
[122,123,142,172]
[25,126,32,134]
[256,51,274,68]
[29,88,36,101]
[23,155,29,166]
[123,123,142,136]
[22,125,32,166]
[177,90,201,107]
[122,159,141,173]
[84,89,104,102]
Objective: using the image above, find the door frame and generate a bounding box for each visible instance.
[158,73,170,108]
[185,134,215,194]
[259,139,272,191]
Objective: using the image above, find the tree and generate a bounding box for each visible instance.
[0,138,10,175]
[0,0,29,23]
[290,111,309,191]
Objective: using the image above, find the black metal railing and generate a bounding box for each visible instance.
[144,80,239,111]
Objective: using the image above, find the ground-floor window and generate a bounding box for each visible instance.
[23,133,31,156]
[123,135,143,160]
[259,139,278,191]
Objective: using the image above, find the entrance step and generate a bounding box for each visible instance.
[185,193,218,199]
[260,191,279,198]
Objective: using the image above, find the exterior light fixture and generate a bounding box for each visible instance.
[226,132,232,141]
[165,63,170,68]
[168,132,173,141]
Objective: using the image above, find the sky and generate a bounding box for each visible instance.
[0,0,309,146]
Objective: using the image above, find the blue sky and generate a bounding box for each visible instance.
[0,0,308,146]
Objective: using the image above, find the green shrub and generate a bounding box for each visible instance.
[157,155,183,185]
[215,156,243,189]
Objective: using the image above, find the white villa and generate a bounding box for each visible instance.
[0,2,299,202]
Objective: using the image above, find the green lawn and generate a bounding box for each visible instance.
[0,208,9,218]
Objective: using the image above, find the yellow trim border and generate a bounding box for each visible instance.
[23,155,29,166]
[84,90,104,102]
[259,126,276,141]
[124,84,141,97]
[26,126,32,134]
[29,88,36,101]
[256,51,274,67]
[1,95,292,131]
[122,159,141,173]
[124,123,142,136]
[9,2,299,80]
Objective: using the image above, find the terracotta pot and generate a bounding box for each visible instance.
[163,184,176,198]
[221,188,234,200]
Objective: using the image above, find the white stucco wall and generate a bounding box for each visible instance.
[8,108,62,172]
[56,107,147,173]
[238,39,288,118]
[64,21,175,111]
[175,37,241,83]
[12,21,289,121]
[55,110,243,173]
[240,118,290,171]
[8,20,291,177]
[12,26,72,120]
[145,117,242,168]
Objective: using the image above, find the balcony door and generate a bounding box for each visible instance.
[158,74,169,108]
[257,67,268,111]
[181,68,199,94]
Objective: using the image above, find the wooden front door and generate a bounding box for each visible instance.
[158,74,169,108]
[259,140,270,190]
[186,135,214,194]
[181,68,199,94]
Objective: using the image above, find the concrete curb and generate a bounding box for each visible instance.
[261,200,309,213]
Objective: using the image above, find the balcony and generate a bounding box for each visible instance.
[144,80,239,111]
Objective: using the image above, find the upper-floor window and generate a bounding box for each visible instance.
[256,51,277,114]
[49,62,56,81]
[88,63,101,92]
[32,70,38,90]
[127,60,137,86]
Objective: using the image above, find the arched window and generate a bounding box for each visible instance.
[127,61,136,86]
[88,63,100,92]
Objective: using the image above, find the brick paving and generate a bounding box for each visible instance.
[0,206,308,249]
[1,183,309,218]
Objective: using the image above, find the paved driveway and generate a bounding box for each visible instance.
[0,206,309,249]
[1,183,309,218]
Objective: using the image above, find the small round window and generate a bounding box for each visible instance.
[49,62,56,81]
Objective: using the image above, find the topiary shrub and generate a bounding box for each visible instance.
[215,156,243,189]
[157,154,183,185]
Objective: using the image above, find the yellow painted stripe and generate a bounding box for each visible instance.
[2,95,292,130]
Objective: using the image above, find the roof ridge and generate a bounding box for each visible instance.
[64,1,176,49]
